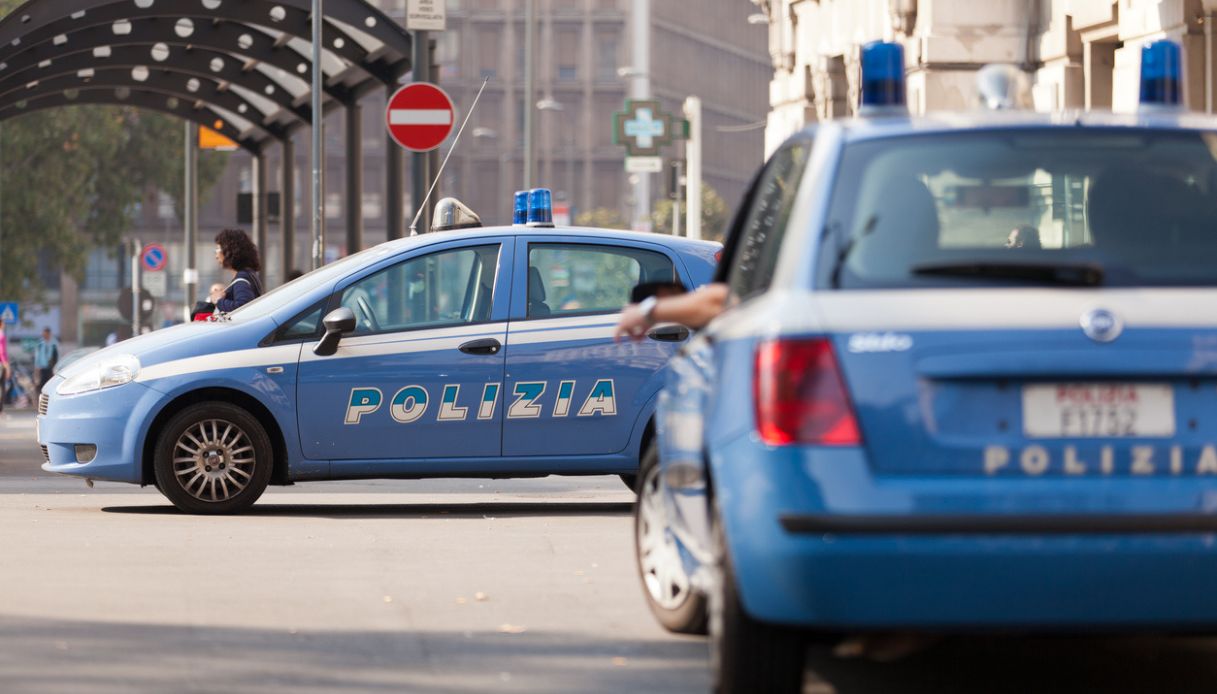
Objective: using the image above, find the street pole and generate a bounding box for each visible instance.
[630,0,650,230]
[683,96,702,240]
[184,122,198,318]
[412,29,430,234]
[523,0,536,189]
[130,239,141,336]
[310,0,325,269]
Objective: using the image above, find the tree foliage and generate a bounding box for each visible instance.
[574,207,629,230]
[651,182,731,241]
[0,105,229,304]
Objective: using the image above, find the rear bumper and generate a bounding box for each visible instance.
[712,436,1217,630]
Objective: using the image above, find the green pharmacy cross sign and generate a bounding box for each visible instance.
[613,99,687,157]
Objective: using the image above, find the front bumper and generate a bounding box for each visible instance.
[714,435,1217,630]
[38,376,161,484]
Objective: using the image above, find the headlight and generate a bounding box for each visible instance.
[57,355,141,396]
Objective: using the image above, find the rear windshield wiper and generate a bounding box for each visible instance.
[911,260,1104,286]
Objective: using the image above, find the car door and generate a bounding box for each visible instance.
[502,235,692,458]
[296,238,512,464]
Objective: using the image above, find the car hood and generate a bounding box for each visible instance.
[58,318,276,379]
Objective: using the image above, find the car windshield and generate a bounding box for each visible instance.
[820,128,1217,288]
[223,243,402,321]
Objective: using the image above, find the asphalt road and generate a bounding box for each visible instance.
[4,409,1217,693]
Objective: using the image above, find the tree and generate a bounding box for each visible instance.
[575,207,629,230]
[651,182,731,241]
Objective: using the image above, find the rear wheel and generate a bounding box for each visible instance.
[634,443,708,634]
[153,401,273,515]
[710,515,806,694]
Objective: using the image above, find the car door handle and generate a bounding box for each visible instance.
[647,325,690,342]
[459,338,502,355]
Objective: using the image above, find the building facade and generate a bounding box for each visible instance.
[757,0,1217,154]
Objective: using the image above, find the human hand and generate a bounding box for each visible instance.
[615,303,652,342]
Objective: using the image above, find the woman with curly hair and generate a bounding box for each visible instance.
[208,228,263,312]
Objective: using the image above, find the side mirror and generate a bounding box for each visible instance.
[313,307,357,356]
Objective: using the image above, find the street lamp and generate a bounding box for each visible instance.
[536,98,574,215]
[472,127,509,221]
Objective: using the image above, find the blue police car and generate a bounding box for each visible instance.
[38,192,719,514]
[636,40,1217,692]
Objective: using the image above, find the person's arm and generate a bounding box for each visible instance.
[615,283,729,342]
[215,276,256,312]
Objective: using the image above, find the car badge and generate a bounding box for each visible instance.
[1080,308,1122,343]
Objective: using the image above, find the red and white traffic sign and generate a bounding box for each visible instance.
[385,83,456,152]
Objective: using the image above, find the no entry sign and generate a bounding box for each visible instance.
[386,83,456,152]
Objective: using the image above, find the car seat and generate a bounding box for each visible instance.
[527,266,552,317]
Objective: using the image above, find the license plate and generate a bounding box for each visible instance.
[1022,383,1175,438]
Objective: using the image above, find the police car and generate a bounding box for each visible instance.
[635,40,1217,692]
[38,191,719,514]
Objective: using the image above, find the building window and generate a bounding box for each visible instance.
[557,29,578,81]
[596,33,619,81]
[558,66,577,81]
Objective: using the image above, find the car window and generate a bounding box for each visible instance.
[340,244,500,335]
[821,129,1217,288]
[527,243,677,317]
[275,300,326,341]
[725,140,811,298]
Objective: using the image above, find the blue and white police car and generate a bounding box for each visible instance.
[635,40,1217,692]
[38,191,719,514]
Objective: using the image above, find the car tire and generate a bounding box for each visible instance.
[710,514,806,694]
[153,401,274,515]
[634,442,708,634]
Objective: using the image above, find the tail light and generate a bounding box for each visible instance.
[753,338,861,446]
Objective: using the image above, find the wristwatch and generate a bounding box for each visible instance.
[638,295,659,327]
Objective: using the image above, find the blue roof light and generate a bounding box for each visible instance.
[1139,39,1182,108]
[527,188,553,226]
[513,190,529,225]
[860,41,906,110]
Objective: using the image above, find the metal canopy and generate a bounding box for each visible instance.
[0,0,414,152]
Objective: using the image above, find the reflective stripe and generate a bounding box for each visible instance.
[135,344,302,383]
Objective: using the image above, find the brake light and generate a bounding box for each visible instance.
[753,338,861,446]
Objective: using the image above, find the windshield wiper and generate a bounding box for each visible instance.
[911,260,1104,286]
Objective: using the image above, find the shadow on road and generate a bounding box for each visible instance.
[0,615,708,693]
[100,501,634,519]
[802,634,1217,693]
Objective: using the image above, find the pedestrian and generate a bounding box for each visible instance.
[208,229,263,313]
[0,322,9,414]
[33,326,58,395]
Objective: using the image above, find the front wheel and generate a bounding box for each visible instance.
[710,515,806,694]
[153,401,273,515]
[634,443,708,634]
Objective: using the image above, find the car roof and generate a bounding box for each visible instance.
[363,225,721,257]
[807,109,1217,144]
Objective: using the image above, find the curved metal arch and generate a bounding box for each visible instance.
[0,88,262,153]
[0,0,411,74]
[0,44,313,126]
[0,19,357,105]
[0,0,410,86]
[0,68,289,142]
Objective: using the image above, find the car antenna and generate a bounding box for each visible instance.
[409,77,490,236]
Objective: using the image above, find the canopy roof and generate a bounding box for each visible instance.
[0,0,414,152]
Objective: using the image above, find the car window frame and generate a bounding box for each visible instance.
[325,238,513,340]
[511,235,692,321]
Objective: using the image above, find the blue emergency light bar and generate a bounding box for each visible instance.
[860,41,906,110]
[513,191,529,225]
[1139,39,1182,108]
[527,188,554,226]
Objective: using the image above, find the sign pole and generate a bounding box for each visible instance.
[683,96,702,241]
[311,0,325,269]
[412,28,430,235]
[523,0,535,189]
[130,239,141,337]
[184,121,198,319]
